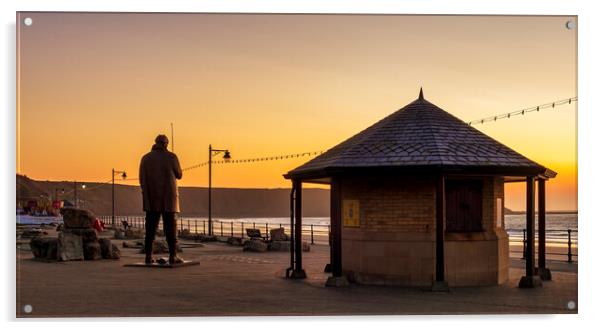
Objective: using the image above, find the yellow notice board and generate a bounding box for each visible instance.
[343,199,360,227]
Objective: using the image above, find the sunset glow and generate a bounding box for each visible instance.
[16,13,577,211]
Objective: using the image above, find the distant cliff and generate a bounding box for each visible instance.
[16,174,329,217]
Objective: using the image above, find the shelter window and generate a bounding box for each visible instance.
[445,180,483,232]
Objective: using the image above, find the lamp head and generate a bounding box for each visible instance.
[223,150,231,162]
[121,172,127,180]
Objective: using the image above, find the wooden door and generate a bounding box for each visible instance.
[445,180,483,232]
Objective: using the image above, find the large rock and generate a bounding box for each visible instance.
[243,239,268,252]
[270,228,288,241]
[269,240,291,252]
[29,237,58,260]
[99,238,121,259]
[139,240,183,254]
[60,208,95,229]
[83,242,102,260]
[57,231,84,261]
[63,228,98,244]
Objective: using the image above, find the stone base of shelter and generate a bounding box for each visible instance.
[342,230,509,287]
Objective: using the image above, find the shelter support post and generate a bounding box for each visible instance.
[326,177,348,287]
[536,178,552,281]
[432,174,449,291]
[519,176,542,288]
[289,179,306,279]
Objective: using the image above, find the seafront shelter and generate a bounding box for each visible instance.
[283,89,556,289]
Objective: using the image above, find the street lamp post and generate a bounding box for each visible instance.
[208,144,231,236]
[80,184,86,209]
[73,181,77,208]
[112,169,127,228]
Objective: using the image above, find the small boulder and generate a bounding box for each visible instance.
[30,237,58,260]
[216,236,229,243]
[227,237,243,246]
[243,239,268,252]
[99,238,121,259]
[125,228,145,239]
[139,240,183,254]
[179,229,191,239]
[270,228,289,241]
[122,240,143,248]
[114,229,126,239]
[57,231,84,261]
[61,208,95,229]
[198,234,217,242]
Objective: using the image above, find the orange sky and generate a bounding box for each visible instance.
[16,13,577,211]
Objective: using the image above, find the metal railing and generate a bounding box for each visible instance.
[98,216,332,245]
[99,216,576,262]
[515,228,578,263]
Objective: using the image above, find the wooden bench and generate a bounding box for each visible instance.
[246,228,269,242]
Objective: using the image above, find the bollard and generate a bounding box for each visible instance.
[202,220,206,234]
[311,224,315,245]
[188,219,191,233]
[221,222,224,236]
[230,221,234,237]
[265,223,269,237]
[279,223,282,229]
[241,222,244,238]
[253,222,256,229]
[195,220,198,234]
[522,229,526,259]
[568,229,573,263]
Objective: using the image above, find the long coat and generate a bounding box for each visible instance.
[139,144,183,212]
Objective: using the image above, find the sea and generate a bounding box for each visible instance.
[18,213,577,245]
[180,213,578,245]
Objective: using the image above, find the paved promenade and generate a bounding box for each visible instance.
[16,236,578,317]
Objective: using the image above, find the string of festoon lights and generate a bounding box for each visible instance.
[181,150,325,172]
[467,97,577,126]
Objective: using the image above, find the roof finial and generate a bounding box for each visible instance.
[418,87,424,100]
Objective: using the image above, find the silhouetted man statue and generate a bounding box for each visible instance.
[139,134,183,264]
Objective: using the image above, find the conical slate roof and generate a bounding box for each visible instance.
[286,89,555,180]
